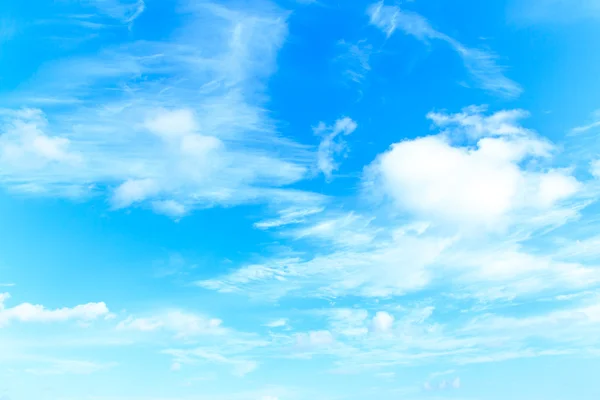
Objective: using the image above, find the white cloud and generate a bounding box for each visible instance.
[0,109,82,169]
[367,2,522,97]
[444,244,600,301]
[116,311,225,338]
[315,117,357,180]
[366,106,581,230]
[0,293,110,326]
[196,229,450,299]
[143,108,200,138]
[591,160,600,178]
[322,308,369,337]
[337,39,373,86]
[370,311,394,333]
[0,2,318,216]
[264,318,288,328]
[151,200,187,217]
[290,212,378,247]
[112,178,160,209]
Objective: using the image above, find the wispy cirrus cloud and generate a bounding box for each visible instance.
[82,0,146,24]
[570,110,600,135]
[0,1,320,216]
[336,39,373,87]
[315,117,357,180]
[367,1,522,98]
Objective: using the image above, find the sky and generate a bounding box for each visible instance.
[1,0,600,399]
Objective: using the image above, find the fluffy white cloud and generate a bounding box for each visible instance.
[366,106,581,229]
[0,293,110,326]
[367,3,522,97]
[370,311,394,333]
[197,228,449,299]
[315,117,357,180]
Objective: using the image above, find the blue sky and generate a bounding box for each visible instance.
[1,0,600,399]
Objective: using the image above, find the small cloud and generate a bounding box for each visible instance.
[264,318,288,328]
[86,0,146,24]
[370,311,394,333]
[315,117,358,180]
[152,200,187,218]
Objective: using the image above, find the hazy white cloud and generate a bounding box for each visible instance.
[315,117,357,180]
[322,308,369,337]
[591,160,600,178]
[24,358,115,376]
[0,109,82,168]
[163,346,262,377]
[254,207,325,230]
[264,318,288,328]
[196,229,449,299]
[367,2,522,97]
[337,39,373,86]
[509,0,600,24]
[85,0,146,23]
[116,311,225,338]
[0,293,110,326]
[296,330,334,348]
[370,311,394,333]
[570,110,600,135]
[0,2,318,216]
[290,212,378,248]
